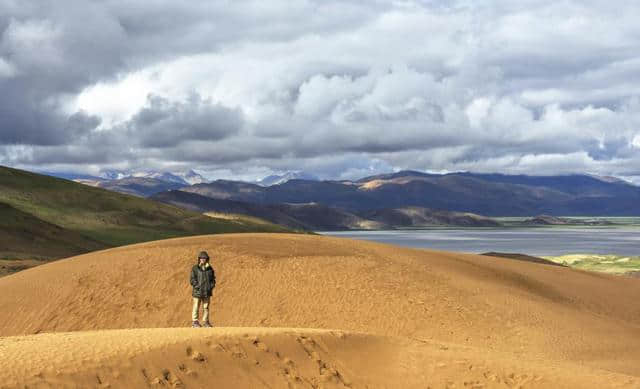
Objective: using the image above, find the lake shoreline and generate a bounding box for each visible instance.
[320,227,640,276]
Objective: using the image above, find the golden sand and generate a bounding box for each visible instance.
[0,233,639,388]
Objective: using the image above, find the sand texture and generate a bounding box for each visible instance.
[1,233,639,388]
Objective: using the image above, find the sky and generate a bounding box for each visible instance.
[1,0,640,182]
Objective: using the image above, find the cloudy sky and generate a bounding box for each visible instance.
[1,0,640,182]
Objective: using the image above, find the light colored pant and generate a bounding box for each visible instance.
[192,297,210,323]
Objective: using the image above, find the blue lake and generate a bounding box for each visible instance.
[320,228,640,256]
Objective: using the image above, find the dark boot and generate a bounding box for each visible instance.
[203,321,212,328]
[192,320,201,328]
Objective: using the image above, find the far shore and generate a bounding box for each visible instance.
[320,227,640,277]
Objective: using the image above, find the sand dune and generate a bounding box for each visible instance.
[1,233,640,387]
[1,327,636,389]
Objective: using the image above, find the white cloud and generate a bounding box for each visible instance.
[72,71,156,127]
[0,57,16,78]
[2,0,640,182]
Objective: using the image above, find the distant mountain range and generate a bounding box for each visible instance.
[44,169,209,185]
[94,177,185,197]
[151,190,499,230]
[42,169,640,225]
[43,169,210,197]
[131,170,209,185]
[179,170,640,216]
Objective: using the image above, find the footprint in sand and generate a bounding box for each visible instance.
[249,336,270,352]
[295,335,351,387]
[145,368,184,388]
[462,380,484,388]
[228,342,248,359]
[185,345,207,362]
[503,372,533,388]
[177,363,197,377]
[95,374,111,388]
[191,351,207,362]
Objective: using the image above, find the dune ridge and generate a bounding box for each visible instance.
[1,327,637,389]
[1,233,640,388]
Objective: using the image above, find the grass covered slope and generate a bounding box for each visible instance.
[0,166,294,260]
[1,233,639,384]
[203,211,292,232]
[0,202,105,259]
[544,253,640,275]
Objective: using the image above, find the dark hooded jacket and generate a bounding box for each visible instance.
[190,262,216,298]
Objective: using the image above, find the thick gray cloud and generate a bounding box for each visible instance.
[0,0,383,146]
[1,0,640,183]
[128,94,242,148]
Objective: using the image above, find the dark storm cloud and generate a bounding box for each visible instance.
[0,2,128,145]
[128,94,242,148]
[0,91,101,146]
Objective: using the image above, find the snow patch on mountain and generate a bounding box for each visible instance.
[257,171,319,186]
[98,169,209,185]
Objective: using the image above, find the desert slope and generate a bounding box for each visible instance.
[1,327,636,389]
[1,233,640,387]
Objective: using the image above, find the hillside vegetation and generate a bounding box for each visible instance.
[0,166,295,262]
[544,253,640,276]
[0,202,105,259]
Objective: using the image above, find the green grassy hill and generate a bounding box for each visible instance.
[0,166,294,261]
[543,253,640,276]
[0,202,106,259]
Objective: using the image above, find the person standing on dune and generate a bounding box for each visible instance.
[190,251,216,328]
